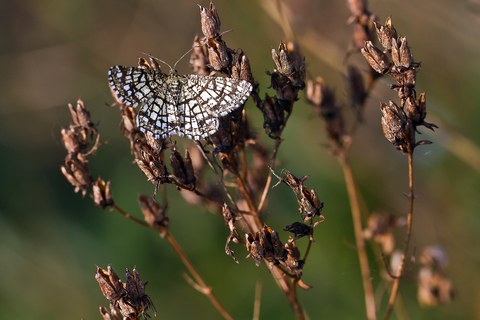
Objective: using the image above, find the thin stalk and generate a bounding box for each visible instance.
[383,148,415,320]
[112,203,234,320]
[339,150,377,320]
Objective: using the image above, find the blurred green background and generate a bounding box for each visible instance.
[1,0,480,319]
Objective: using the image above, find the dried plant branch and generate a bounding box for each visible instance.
[339,150,377,320]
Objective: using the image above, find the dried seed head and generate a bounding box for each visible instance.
[245,232,265,266]
[96,265,124,304]
[380,100,410,152]
[92,178,114,209]
[232,51,253,82]
[420,246,449,270]
[285,238,302,274]
[138,195,168,236]
[69,99,94,129]
[199,2,221,39]
[62,153,93,196]
[271,41,305,89]
[263,225,285,260]
[222,203,240,232]
[347,0,366,18]
[391,37,413,70]
[97,266,156,319]
[345,65,367,119]
[99,304,122,320]
[306,77,324,106]
[61,127,82,154]
[206,38,230,72]
[361,41,391,74]
[363,212,397,254]
[190,35,210,76]
[374,18,397,52]
[418,267,454,306]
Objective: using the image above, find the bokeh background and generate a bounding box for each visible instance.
[1,0,480,319]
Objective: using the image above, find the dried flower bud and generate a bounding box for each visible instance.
[199,2,221,39]
[96,265,124,304]
[420,246,449,270]
[271,41,305,88]
[391,37,413,70]
[263,225,285,260]
[206,38,230,72]
[122,107,137,136]
[374,18,397,52]
[61,127,81,154]
[352,22,370,52]
[307,77,345,144]
[418,267,454,306]
[190,35,210,76]
[347,0,366,18]
[69,99,93,129]
[361,41,391,74]
[99,304,122,320]
[232,51,253,82]
[62,154,93,196]
[139,195,168,236]
[92,178,114,209]
[363,212,397,254]
[285,238,302,274]
[222,203,239,232]
[346,65,367,111]
[284,222,311,242]
[245,232,265,266]
[380,100,410,152]
[97,266,156,319]
[170,149,187,184]
[306,77,323,106]
[271,169,324,222]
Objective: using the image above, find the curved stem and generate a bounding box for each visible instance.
[164,232,234,320]
[112,203,234,320]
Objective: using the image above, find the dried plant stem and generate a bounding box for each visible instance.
[383,149,415,320]
[112,204,153,229]
[195,141,237,207]
[164,232,234,320]
[258,139,282,213]
[339,151,376,320]
[112,203,233,320]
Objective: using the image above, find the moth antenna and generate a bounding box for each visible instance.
[173,47,196,70]
[140,52,173,71]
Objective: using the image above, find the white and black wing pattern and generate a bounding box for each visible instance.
[108,66,253,140]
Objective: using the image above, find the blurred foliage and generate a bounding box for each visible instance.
[0,0,479,319]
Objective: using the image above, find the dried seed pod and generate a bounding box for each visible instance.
[206,38,230,72]
[198,2,221,39]
[93,178,114,209]
[361,41,391,74]
[374,18,397,52]
[245,232,265,266]
[61,127,81,154]
[62,154,93,196]
[96,265,124,304]
[418,267,454,306]
[138,195,168,236]
[190,35,210,76]
[232,51,253,82]
[420,246,449,270]
[380,100,409,151]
